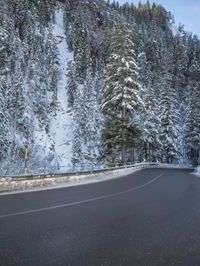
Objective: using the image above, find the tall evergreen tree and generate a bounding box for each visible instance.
[67,60,77,108]
[185,63,200,165]
[158,80,179,163]
[0,80,9,161]
[101,23,142,163]
[141,85,160,161]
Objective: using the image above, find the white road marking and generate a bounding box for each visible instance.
[0,173,163,219]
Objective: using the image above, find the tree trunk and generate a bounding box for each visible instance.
[148,142,151,162]
[121,106,126,165]
[121,143,125,165]
[198,149,200,165]
[145,143,148,161]
[132,147,135,163]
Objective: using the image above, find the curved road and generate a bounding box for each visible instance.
[1,168,200,266]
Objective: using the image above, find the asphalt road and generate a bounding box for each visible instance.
[1,168,200,266]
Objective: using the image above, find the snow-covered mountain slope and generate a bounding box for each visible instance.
[0,1,104,174]
[50,8,73,168]
[0,0,200,175]
[32,8,74,172]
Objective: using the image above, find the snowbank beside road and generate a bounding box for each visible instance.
[0,163,194,194]
[152,164,193,169]
[0,167,142,194]
[193,166,200,176]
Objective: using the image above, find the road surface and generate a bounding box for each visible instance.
[1,168,200,266]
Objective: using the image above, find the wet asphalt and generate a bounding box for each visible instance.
[0,168,200,266]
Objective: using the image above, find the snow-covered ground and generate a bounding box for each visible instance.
[151,163,193,169]
[34,7,74,171]
[50,8,73,168]
[131,162,193,169]
[0,163,194,194]
[0,167,142,194]
[193,166,200,176]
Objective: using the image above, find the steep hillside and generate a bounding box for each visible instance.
[0,0,200,174]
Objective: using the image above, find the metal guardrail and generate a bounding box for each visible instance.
[0,162,193,181]
[0,163,158,180]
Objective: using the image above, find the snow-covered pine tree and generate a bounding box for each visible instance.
[0,24,12,164]
[158,77,179,163]
[101,22,142,164]
[1,0,200,173]
[73,13,91,83]
[185,85,200,165]
[141,85,160,162]
[71,128,83,170]
[67,60,77,108]
[0,80,9,161]
[177,102,189,164]
[83,67,98,158]
[137,52,151,89]
[71,65,99,168]
[185,54,200,165]
[71,85,84,169]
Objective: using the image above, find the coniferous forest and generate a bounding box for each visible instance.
[0,0,200,174]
